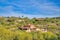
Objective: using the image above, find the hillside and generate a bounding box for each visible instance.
[0,16,60,40]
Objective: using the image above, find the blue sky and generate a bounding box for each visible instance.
[0,0,60,18]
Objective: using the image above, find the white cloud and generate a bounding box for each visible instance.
[31,0,60,12]
[0,0,60,18]
[11,0,60,16]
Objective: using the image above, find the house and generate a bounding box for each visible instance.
[26,29,31,32]
[18,24,47,32]
[18,24,38,32]
[18,24,31,30]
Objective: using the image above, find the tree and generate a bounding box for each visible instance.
[43,32,58,40]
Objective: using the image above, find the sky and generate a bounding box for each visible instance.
[0,0,60,18]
